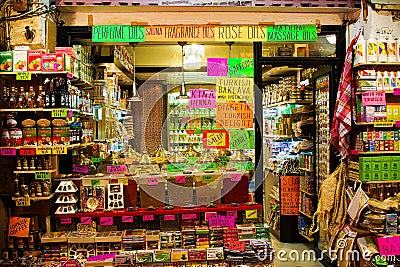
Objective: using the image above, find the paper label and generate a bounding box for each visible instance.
[99,216,113,226]
[189,89,216,109]
[393,88,400,95]
[361,91,386,105]
[374,122,393,127]
[60,218,72,225]
[35,171,51,180]
[72,164,89,174]
[205,212,217,221]
[118,178,128,185]
[148,177,159,185]
[15,197,30,207]
[175,176,186,184]
[91,180,100,186]
[245,209,258,219]
[143,215,154,221]
[80,217,92,225]
[208,215,235,227]
[235,162,253,171]
[20,148,35,156]
[36,146,52,155]
[202,175,213,182]
[207,58,228,77]
[182,213,197,220]
[52,109,68,117]
[164,215,175,221]
[8,217,30,237]
[16,72,31,80]
[377,236,400,256]
[228,241,245,251]
[227,210,238,218]
[52,146,67,154]
[0,147,16,156]
[122,216,134,223]
[91,158,102,163]
[107,165,127,173]
[230,173,242,182]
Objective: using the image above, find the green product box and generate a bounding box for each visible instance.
[382,171,390,181]
[361,172,371,182]
[0,51,13,72]
[391,157,400,171]
[382,158,390,171]
[390,171,399,181]
[372,160,382,172]
[371,172,381,181]
[362,161,373,172]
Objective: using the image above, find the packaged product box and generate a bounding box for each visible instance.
[55,47,77,57]
[389,140,394,151]
[361,171,371,182]
[361,158,372,173]
[171,249,188,262]
[0,51,13,72]
[380,140,385,151]
[395,130,399,141]
[13,50,27,72]
[188,249,207,261]
[390,171,399,181]
[37,127,52,146]
[357,69,376,79]
[22,127,37,146]
[153,250,171,263]
[367,131,373,141]
[206,247,224,261]
[42,53,64,71]
[365,106,375,122]
[395,140,400,151]
[27,50,43,71]
[394,105,400,121]
[386,214,398,235]
[391,156,400,171]
[372,157,381,172]
[382,131,387,140]
[52,127,70,146]
[375,131,380,140]
[115,254,134,265]
[371,172,381,181]
[386,104,395,121]
[387,131,394,140]
[382,171,390,181]
[368,140,374,151]
[362,132,368,141]
[381,158,390,171]
[135,250,154,263]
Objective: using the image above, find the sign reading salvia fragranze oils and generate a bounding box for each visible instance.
[92,24,318,43]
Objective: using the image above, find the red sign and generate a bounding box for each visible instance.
[377,236,400,256]
[143,215,154,221]
[361,91,386,106]
[80,217,92,225]
[62,259,81,267]
[203,130,229,149]
[8,217,30,237]
[20,147,35,156]
[228,241,245,251]
[175,176,186,184]
[280,176,300,215]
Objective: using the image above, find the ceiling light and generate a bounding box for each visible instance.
[177,41,190,100]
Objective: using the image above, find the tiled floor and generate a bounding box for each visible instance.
[271,235,325,267]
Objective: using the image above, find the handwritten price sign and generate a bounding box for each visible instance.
[228,241,245,251]
[203,130,229,149]
[208,215,235,227]
[175,176,186,184]
[36,146,52,155]
[0,147,16,156]
[230,173,242,182]
[72,164,89,174]
[60,218,72,225]
[52,146,67,154]
[148,177,159,186]
[362,91,386,106]
[122,216,134,223]
[107,165,127,174]
[164,215,175,221]
[35,171,51,180]
[80,217,92,225]
[143,215,154,221]
[182,214,197,220]
[15,197,30,207]
[99,217,113,226]
[20,148,35,156]
[52,109,68,118]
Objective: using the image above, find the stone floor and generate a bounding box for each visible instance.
[271,235,326,267]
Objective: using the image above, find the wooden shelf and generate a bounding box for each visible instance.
[299,232,314,242]
[358,151,400,155]
[299,210,313,219]
[356,90,394,95]
[299,167,313,172]
[348,177,400,184]
[0,108,80,112]
[300,189,314,196]
[14,169,57,174]
[267,100,313,108]
[12,193,55,202]
[264,134,293,139]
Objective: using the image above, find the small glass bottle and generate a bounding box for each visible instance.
[36,85,45,108]
[16,87,25,109]
[25,86,36,108]
[8,87,16,109]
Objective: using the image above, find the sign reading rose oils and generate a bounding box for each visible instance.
[216,102,253,129]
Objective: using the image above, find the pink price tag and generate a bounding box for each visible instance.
[175,176,186,184]
[205,212,217,221]
[148,177,159,186]
[0,147,16,156]
[396,121,400,128]
[68,109,73,118]
[393,88,400,96]
[143,215,154,221]
[164,215,175,221]
[100,216,113,226]
[72,164,89,174]
[60,218,72,225]
[122,216,134,223]
[230,173,242,182]
[182,213,197,220]
[80,217,92,225]
[227,210,237,218]
[107,165,127,174]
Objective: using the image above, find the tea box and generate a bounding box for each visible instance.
[37,128,52,146]
[42,53,64,72]
[0,51,13,72]
[52,127,70,146]
[13,50,27,72]
[22,128,37,146]
[27,50,43,71]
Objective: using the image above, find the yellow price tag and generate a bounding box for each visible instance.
[374,122,394,127]
[245,209,258,219]
[52,109,68,117]
[16,72,31,80]
[52,146,67,155]
[36,146,52,155]
[118,178,129,185]
[15,197,30,206]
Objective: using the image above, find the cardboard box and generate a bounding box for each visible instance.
[206,247,224,261]
[13,50,27,72]
[382,159,390,171]
[55,47,77,57]
[22,127,37,146]
[153,251,171,263]
[361,172,371,182]
[171,249,188,262]
[382,171,390,181]
[372,158,381,172]
[371,172,381,181]
[386,104,395,121]
[27,50,43,71]
[42,53,64,71]
[391,157,400,171]
[390,171,399,180]
[365,106,375,122]
[386,214,398,235]
[0,51,13,72]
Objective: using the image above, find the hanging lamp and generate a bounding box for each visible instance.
[127,42,142,102]
[177,41,190,100]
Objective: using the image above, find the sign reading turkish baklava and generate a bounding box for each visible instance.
[216,78,253,102]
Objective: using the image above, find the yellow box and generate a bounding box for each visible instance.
[394,105,400,121]
[171,249,189,262]
[386,104,394,121]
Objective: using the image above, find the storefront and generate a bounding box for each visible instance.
[0,1,367,266]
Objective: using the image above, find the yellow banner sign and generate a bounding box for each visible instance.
[216,77,254,101]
